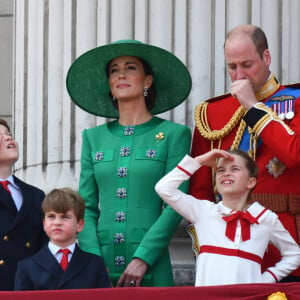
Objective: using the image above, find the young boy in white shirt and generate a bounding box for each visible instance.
[15,188,111,290]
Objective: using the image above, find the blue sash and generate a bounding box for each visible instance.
[239,87,300,153]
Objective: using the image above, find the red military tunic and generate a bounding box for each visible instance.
[190,76,300,276]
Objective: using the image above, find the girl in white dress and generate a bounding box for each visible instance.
[155,149,300,286]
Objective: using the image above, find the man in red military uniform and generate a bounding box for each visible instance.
[189,24,300,281]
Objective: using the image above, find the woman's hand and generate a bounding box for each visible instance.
[116,258,148,287]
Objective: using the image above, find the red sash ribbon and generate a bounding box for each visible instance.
[199,245,262,265]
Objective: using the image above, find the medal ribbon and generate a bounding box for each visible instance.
[239,86,300,154]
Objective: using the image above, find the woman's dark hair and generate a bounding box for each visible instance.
[106,56,157,112]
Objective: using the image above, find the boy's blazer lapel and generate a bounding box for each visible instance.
[33,245,64,279]
[0,188,17,214]
[11,177,34,227]
[58,244,89,288]
[8,176,47,243]
[0,188,17,232]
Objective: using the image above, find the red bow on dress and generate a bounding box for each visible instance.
[222,211,257,242]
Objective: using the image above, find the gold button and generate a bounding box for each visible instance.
[0,260,5,266]
[3,235,9,241]
[25,242,31,248]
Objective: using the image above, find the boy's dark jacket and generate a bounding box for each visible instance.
[15,244,111,290]
[0,176,47,290]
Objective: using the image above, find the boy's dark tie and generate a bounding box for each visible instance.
[59,249,70,271]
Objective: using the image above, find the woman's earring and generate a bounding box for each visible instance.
[144,87,148,97]
[113,95,116,101]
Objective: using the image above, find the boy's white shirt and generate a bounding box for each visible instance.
[48,241,76,263]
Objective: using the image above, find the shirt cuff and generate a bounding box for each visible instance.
[178,155,202,175]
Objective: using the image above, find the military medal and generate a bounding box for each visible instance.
[266,157,286,178]
[286,111,294,119]
[278,112,285,120]
[276,102,285,120]
[278,102,285,120]
[272,97,295,120]
[285,100,295,119]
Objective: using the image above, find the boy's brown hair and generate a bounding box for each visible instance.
[0,119,11,132]
[42,188,85,221]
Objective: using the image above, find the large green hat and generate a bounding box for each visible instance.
[66,40,192,118]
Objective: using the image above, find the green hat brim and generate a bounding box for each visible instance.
[66,40,192,118]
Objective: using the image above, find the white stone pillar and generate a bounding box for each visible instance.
[188,0,213,112]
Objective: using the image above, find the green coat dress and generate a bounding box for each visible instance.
[78,117,191,286]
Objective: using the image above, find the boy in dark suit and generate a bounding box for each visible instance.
[15,188,112,290]
[0,118,47,290]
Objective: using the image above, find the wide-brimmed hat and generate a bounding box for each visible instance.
[66,40,192,118]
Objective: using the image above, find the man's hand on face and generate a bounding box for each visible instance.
[230,79,258,109]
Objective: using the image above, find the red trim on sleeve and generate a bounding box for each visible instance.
[266,269,278,282]
[176,165,193,177]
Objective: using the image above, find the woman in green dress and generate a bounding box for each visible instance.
[66,40,192,287]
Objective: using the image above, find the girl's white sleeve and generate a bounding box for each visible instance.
[261,214,300,282]
[155,155,203,224]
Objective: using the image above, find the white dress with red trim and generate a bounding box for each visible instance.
[155,155,300,286]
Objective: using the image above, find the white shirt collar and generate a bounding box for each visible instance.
[0,175,20,190]
[48,241,76,255]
